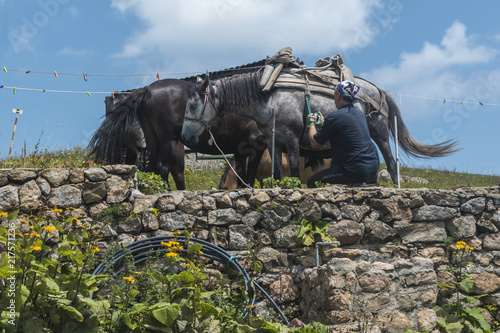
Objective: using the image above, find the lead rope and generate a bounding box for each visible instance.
[206,127,253,189]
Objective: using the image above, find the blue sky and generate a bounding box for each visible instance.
[1,0,499,176]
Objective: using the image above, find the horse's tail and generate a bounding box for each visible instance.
[88,88,147,163]
[384,91,460,158]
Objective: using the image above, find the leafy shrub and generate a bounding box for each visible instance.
[2,210,334,332]
[435,241,492,332]
[0,209,103,332]
[261,177,302,189]
[297,219,336,246]
[137,171,170,194]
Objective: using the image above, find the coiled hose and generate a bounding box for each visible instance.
[90,236,289,324]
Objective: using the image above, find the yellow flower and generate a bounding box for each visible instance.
[0,212,8,217]
[19,219,29,224]
[170,231,182,236]
[44,226,56,233]
[166,252,178,257]
[172,246,184,252]
[90,246,100,253]
[161,241,171,247]
[51,207,63,213]
[123,276,135,283]
[31,245,42,251]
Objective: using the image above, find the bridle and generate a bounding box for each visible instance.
[184,82,220,130]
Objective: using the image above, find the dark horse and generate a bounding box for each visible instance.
[89,78,267,190]
[182,72,459,182]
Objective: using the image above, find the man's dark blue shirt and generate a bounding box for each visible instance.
[313,103,379,181]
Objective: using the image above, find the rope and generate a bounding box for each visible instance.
[389,92,500,107]
[206,128,253,189]
[1,66,264,78]
[0,85,113,94]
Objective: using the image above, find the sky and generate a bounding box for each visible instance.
[1,0,499,176]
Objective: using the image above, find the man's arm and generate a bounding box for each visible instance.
[308,125,322,149]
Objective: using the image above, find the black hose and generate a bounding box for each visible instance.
[90,236,289,324]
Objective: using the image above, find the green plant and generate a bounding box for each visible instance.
[261,177,302,189]
[435,241,491,333]
[297,219,336,246]
[0,208,103,333]
[246,242,263,274]
[92,231,287,332]
[137,171,170,194]
[1,146,95,169]
[96,204,129,220]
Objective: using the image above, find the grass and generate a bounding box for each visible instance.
[378,163,500,189]
[0,145,95,169]
[1,147,499,191]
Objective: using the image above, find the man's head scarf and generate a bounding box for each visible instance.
[336,81,360,101]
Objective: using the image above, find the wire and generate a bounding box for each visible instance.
[1,66,263,78]
[3,68,205,77]
[389,92,500,107]
[90,235,289,325]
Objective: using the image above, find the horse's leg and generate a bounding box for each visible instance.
[283,132,301,179]
[234,155,247,188]
[272,145,283,180]
[245,147,266,187]
[218,157,236,189]
[241,135,267,187]
[166,141,186,191]
[155,143,175,190]
[367,113,398,183]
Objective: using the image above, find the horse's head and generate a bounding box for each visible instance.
[182,76,220,145]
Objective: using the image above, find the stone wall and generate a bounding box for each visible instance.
[1,166,500,332]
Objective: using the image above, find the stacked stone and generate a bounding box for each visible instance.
[1,166,500,332]
[0,165,137,212]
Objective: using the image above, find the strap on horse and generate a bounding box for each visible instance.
[304,73,312,117]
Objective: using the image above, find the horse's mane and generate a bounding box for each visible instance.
[181,59,267,83]
[216,71,265,114]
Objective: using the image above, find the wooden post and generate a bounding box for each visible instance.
[395,116,400,188]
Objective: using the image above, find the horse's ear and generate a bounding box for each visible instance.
[195,76,209,92]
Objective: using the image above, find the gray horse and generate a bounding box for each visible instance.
[182,72,458,183]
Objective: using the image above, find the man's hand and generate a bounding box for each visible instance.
[306,113,324,128]
[306,113,316,128]
[314,112,324,127]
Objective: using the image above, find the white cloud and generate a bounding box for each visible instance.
[58,47,95,56]
[361,21,498,119]
[110,0,399,71]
